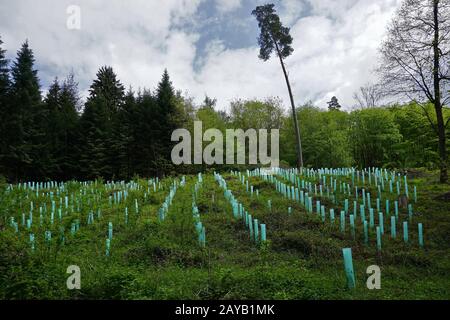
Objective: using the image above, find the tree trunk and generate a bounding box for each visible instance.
[433,0,448,183]
[275,45,303,168]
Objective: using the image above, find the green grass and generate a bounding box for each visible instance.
[0,169,449,300]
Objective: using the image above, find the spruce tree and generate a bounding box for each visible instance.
[0,36,10,177]
[79,66,124,179]
[156,69,178,174]
[116,87,137,179]
[59,73,80,179]
[0,36,8,99]
[43,78,62,177]
[135,89,160,176]
[8,41,43,180]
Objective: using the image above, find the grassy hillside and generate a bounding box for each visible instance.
[0,168,449,299]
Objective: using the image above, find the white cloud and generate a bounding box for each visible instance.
[280,0,307,25]
[0,0,202,94]
[0,0,402,111]
[215,0,242,14]
[195,0,401,110]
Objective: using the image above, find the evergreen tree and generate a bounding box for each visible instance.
[118,87,137,179]
[0,36,10,177]
[43,74,80,180]
[252,4,304,168]
[0,36,8,100]
[7,41,43,180]
[59,73,81,179]
[43,78,62,177]
[135,89,160,177]
[156,69,178,174]
[79,66,124,179]
[327,96,342,111]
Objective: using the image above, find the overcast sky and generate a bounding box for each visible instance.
[0,0,402,111]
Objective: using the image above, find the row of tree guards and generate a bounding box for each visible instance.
[6,177,166,255]
[158,178,184,222]
[4,167,426,289]
[193,173,206,247]
[240,167,425,289]
[215,173,267,245]
[246,167,424,247]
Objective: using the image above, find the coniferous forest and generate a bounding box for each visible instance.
[0,0,449,305]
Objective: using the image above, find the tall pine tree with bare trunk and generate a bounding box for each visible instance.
[252,4,304,168]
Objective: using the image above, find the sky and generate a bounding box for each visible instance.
[0,0,402,111]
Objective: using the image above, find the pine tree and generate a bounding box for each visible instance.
[0,36,11,177]
[252,4,304,168]
[327,96,342,111]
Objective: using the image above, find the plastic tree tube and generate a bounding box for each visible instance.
[369,208,374,228]
[418,223,424,248]
[108,222,113,240]
[391,216,396,238]
[106,238,111,256]
[376,226,382,251]
[350,214,355,239]
[342,248,356,289]
[379,212,384,234]
[254,219,259,243]
[260,224,267,242]
[363,220,368,245]
[403,221,408,243]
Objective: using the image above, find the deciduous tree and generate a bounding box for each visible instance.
[378,0,450,182]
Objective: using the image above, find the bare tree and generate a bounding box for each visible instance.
[378,0,450,183]
[353,83,384,108]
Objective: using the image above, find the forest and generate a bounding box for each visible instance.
[0,0,449,302]
[0,37,449,183]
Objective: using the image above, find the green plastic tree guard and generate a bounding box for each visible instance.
[350,214,355,239]
[403,221,408,243]
[342,248,356,289]
[369,208,374,228]
[391,216,396,238]
[260,224,266,242]
[379,212,384,234]
[363,220,368,245]
[376,226,382,251]
[108,222,113,240]
[106,238,111,256]
[418,223,424,247]
[254,219,259,243]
